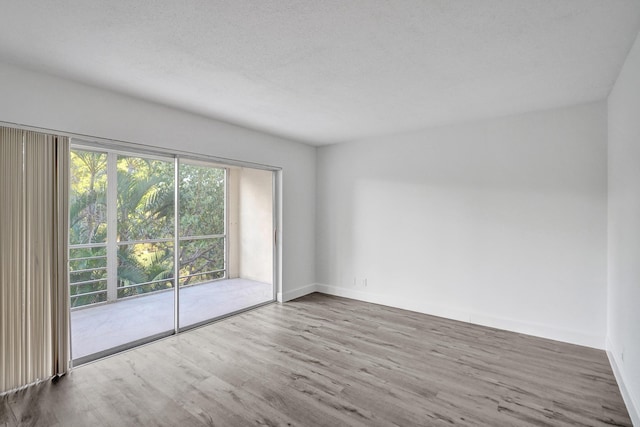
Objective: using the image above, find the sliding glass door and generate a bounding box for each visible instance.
[69,145,276,363]
[177,162,275,330]
[69,149,175,363]
[178,161,227,328]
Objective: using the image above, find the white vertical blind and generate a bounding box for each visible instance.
[0,126,70,394]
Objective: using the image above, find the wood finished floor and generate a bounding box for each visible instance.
[1,293,631,426]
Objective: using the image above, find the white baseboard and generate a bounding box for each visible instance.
[467,313,604,349]
[607,338,639,426]
[314,283,604,349]
[315,283,470,321]
[278,283,318,302]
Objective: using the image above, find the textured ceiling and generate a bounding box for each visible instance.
[1,1,639,145]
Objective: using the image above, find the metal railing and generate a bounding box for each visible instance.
[69,243,108,308]
[69,236,226,309]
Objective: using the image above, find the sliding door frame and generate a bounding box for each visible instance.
[177,166,278,333]
[31,128,281,366]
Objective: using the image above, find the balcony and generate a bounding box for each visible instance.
[69,243,272,362]
[71,277,273,362]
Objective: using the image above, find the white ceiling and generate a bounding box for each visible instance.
[1,1,639,145]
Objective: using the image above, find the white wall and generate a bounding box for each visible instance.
[317,101,608,348]
[0,61,316,298]
[239,167,273,284]
[607,30,640,426]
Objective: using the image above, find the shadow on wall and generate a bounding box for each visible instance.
[316,101,607,348]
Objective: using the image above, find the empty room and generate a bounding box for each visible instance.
[1,1,639,426]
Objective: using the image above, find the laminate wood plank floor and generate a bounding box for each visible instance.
[1,293,631,426]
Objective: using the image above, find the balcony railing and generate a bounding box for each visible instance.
[69,243,108,307]
[69,236,226,309]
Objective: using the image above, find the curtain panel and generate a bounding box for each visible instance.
[0,126,70,394]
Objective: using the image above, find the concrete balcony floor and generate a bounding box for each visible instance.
[71,278,273,361]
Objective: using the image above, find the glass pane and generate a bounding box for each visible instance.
[69,246,107,308]
[71,150,176,364]
[180,163,225,237]
[179,167,274,330]
[179,237,225,287]
[117,242,174,299]
[72,239,175,362]
[69,150,107,245]
[117,155,174,242]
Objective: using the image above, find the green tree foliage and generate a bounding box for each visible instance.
[69,150,226,307]
[115,156,174,298]
[70,150,107,245]
[69,150,108,307]
[179,163,225,286]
